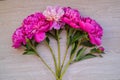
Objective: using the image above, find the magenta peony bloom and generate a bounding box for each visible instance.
[62,7,81,29]
[43,6,65,30]
[79,17,103,46]
[23,12,52,42]
[12,27,26,48]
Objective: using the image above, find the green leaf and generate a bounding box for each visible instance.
[67,35,72,46]
[34,41,39,47]
[66,28,75,46]
[91,48,101,53]
[23,51,28,55]
[65,24,69,30]
[67,37,70,46]
[81,41,95,47]
[91,48,97,53]
[71,53,96,64]
[75,47,87,61]
[25,43,31,50]
[67,27,74,46]
[70,30,88,45]
[23,51,35,55]
[59,29,63,34]
[81,54,96,60]
[71,31,82,44]
[46,32,57,40]
[68,28,74,37]
[46,37,50,44]
[25,43,34,52]
[70,41,78,58]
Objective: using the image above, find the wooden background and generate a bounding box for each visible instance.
[0,0,120,80]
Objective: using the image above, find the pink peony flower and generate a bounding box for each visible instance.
[23,12,52,42]
[43,6,65,30]
[79,17,103,46]
[62,7,81,29]
[12,27,26,48]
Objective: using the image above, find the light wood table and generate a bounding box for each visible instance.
[0,0,120,80]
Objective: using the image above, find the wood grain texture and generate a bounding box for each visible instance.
[0,0,120,80]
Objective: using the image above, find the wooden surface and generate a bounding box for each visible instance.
[0,0,120,80]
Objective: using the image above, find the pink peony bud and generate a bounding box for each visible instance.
[99,46,104,52]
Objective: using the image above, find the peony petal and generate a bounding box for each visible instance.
[89,34,101,46]
[34,32,46,43]
[52,21,61,30]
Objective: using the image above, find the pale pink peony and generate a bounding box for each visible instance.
[23,12,52,42]
[62,7,81,29]
[12,27,26,48]
[79,17,103,46]
[43,6,65,30]
[43,6,64,21]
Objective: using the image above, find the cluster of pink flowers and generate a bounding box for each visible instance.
[12,6,103,48]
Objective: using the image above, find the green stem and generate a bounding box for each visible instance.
[61,46,68,70]
[60,41,81,78]
[44,41,58,76]
[56,78,62,80]
[56,30,61,78]
[36,53,57,78]
[27,39,59,79]
[26,39,37,53]
[61,29,69,70]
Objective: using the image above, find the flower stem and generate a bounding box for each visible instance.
[61,29,69,70]
[44,41,58,76]
[27,39,58,79]
[36,53,57,78]
[56,78,62,80]
[61,46,68,70]
[60,41,81,78]
[56,30,61,78]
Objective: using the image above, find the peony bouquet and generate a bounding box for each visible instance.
[12,6,104,80]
